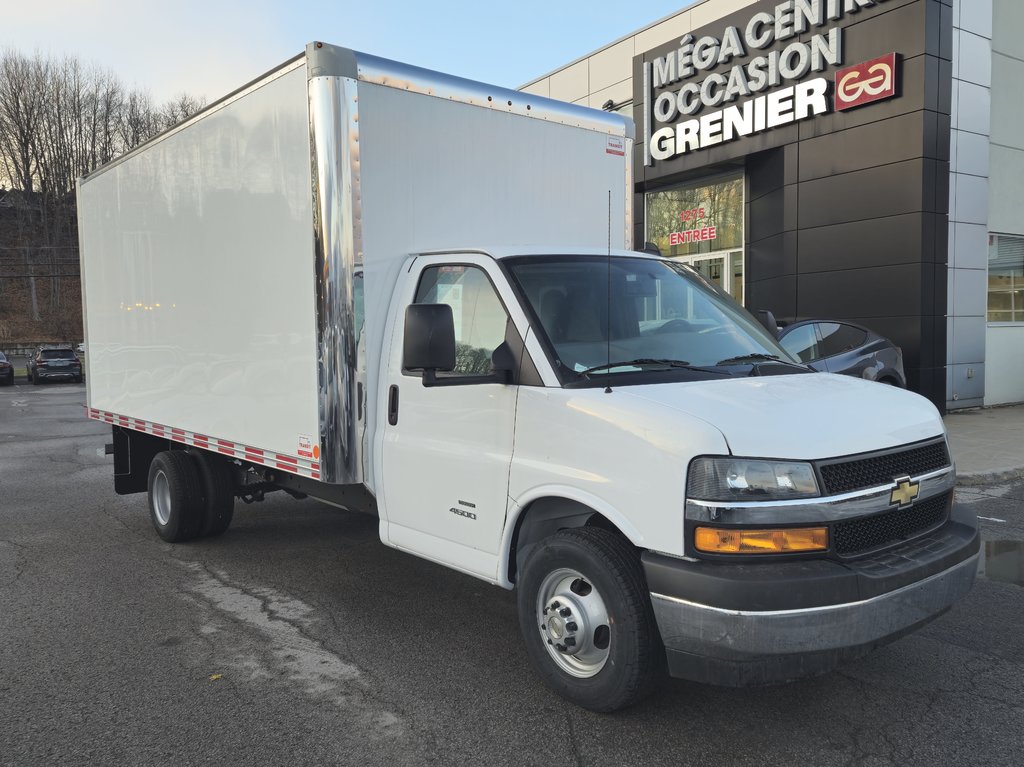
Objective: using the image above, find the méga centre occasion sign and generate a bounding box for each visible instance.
[642,0,899,164]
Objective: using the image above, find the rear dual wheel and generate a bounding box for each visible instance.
[147,450,235,542]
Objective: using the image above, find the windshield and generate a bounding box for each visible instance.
[505,255,797,384]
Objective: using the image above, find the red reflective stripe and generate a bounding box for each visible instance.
[171,429,185,437]
[217,439,234,448]
[218,447,234,455]
[245,448,264,457]
[275,455,298,465]
[311,472,320,480]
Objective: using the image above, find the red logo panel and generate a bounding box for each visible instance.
[835,53,898,111]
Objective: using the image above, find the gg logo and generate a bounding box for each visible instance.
[835,53,898,111]
[839,64,893,103]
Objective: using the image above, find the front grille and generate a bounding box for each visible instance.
[819,440,950,495]
[832,491,951,556]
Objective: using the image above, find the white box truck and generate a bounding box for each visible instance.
[77,42,978,711]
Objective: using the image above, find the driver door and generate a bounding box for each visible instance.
[379,256,519,579]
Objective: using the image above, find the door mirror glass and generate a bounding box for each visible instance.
[403,304,456,372]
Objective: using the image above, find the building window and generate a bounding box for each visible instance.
[645,172,744,302]
[988,234,1024,323]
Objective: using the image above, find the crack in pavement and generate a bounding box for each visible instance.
[178,560,408,742]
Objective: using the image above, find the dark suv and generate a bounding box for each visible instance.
[27,347,83,385]
[0,352,13,386]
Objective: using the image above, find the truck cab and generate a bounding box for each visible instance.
[380,247,977,709]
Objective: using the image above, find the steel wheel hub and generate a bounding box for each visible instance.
[536,568,610,678]
[152,470,172,526]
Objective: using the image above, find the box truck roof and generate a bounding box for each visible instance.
[80,41,633,184]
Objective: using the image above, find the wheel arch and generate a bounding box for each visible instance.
[500,488,645,589]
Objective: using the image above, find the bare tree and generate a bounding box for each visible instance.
[0,50,47,193]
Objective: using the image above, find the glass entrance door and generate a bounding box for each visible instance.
[682,250,743,303]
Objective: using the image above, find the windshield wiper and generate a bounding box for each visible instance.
[715,353,781,366]
[580,358,732,376]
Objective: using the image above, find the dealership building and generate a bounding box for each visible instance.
[521,0,1022,411]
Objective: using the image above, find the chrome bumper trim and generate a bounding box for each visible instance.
[650,552,978,662]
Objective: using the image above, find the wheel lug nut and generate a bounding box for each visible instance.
[566,622,577,632]
[555,643,566,652]
[547,639,553,645]
[565,637,576,647]
[559,607,571,617]
[551,601,561,609]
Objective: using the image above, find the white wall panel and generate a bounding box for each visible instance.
[986,326,1024,404]
[954,129,990,177]
[955,80,991,136]
[992,0,1024,60]
[989,54,1024,149]
[957,0,994,39]
[549,60,589,103]
[989,146,1024,234]
[951,223,989,270]
[952,267,989,317]
[956,30,993,87]
[589,38,634,94]
[950,173,990,225]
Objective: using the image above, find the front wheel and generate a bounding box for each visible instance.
[517,527,663,712]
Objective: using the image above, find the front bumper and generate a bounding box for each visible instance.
[644,504,979,686]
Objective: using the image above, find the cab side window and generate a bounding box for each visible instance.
[414,265,509,376]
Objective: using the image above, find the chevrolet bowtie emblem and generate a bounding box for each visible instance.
[890,476,920,508]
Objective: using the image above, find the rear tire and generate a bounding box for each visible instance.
[147,451,205,542]
[517,527,663,712]
[189,450,235,537]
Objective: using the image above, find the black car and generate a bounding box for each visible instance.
[0,352,13,386]
[775,319,906,387]
[26,346,83,385]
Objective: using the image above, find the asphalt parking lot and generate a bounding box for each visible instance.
[1,382,1022,766]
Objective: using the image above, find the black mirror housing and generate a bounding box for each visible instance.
[404,304,456,372]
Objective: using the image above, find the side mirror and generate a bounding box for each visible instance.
[754,309,779,338]
[491,341,516,384]
[404,304,455,384]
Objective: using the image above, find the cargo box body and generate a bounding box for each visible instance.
[78,43,633,488]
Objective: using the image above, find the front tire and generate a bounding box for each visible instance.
[147,451,205,542]
[517,527,662,712]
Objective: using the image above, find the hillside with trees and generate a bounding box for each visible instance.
[0,48,204,345]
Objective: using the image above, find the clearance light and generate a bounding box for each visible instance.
[695,526,828,554]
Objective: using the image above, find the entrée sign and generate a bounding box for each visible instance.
[643,0,897,164]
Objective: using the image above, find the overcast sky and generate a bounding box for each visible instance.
[6,0,692,103]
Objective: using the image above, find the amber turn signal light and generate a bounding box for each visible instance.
[694,526,828,554]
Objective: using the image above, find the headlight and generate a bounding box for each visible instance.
[687,457,819,501]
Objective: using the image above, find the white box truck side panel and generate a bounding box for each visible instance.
[354,82,632,488]
[78,65,322,461]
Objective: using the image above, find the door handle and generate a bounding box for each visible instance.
[388,385,399,426]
